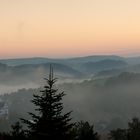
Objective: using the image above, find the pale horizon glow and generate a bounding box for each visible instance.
[1,0,140,58]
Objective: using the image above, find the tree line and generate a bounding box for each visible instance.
[0,67,140,140]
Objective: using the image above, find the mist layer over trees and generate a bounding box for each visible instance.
[0,56,140,139]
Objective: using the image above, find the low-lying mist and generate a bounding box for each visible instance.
[1,72,140,132]
[1,56,140,133]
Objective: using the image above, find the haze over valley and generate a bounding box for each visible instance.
[1,0,140,139]
[0,55,140,135]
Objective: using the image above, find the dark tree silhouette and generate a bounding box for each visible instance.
[109,128,127,140]
[109,117,140,140]
[21,66,74,140]
[127,118,140,140]
[74,121,99,140]
[0,122,25,140]
[10,121,26,140]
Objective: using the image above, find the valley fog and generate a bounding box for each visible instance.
[0,56,140,134]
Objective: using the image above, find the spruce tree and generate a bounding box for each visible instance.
[10,122,26,140]
[21,66,74,140]
[74,121,99,140]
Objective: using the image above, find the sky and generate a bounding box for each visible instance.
[0,0,140,58]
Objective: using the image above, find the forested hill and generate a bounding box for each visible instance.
[1,72,140,132]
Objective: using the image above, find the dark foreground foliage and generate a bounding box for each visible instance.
[4,67,140,140]
[0,67,99,140]
[109,117,140,140]
[74,121,99,140]
[20,66,74,140]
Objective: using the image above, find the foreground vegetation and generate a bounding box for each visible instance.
[0,67,99,140]
[0,68,140,140]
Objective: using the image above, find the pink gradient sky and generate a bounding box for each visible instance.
[0,0,140,58]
